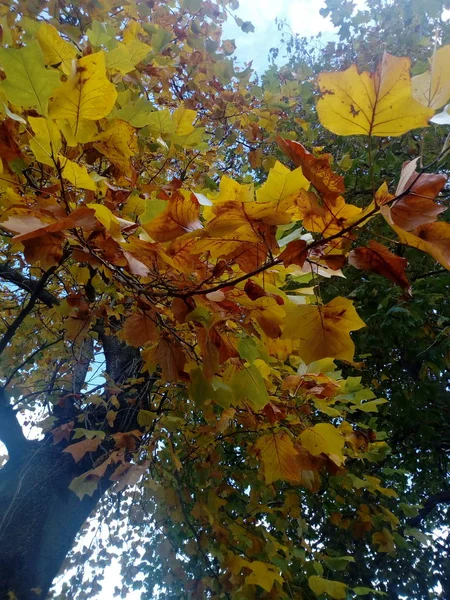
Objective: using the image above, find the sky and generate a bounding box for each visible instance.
[221,0,367,73]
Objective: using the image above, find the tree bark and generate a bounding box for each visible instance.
[0,440,110,600]
[0,334,143,599]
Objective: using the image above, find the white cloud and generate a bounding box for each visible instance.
[222,0,370,72]
[287,0,336,36]
[221,0,342,72]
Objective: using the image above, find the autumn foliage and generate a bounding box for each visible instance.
[0,0,449,598]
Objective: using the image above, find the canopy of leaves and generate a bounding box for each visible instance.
[0,1,448,599]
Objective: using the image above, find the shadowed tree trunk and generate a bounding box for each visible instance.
[0,441,109,599]
[0,333,144,599]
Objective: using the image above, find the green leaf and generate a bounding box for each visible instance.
[231,365,269,410]
[353,587,376,596]
[137,410,157,427]
[238,336,260,363]
[72,428,106,440]
[151,28,173,54]
[404,528,432,545]
[323,556,355,571]
[0,41,61,114]
[69,473,99,500]
[309,575,347,599]
[115,97,154,127]
[87,21,114,46]
[399,503,421,518]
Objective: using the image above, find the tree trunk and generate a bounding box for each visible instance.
[0,334,143,599]
[0,440,109,599]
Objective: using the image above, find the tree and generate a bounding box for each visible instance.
[0,1,449,599]
[274,2,450,597]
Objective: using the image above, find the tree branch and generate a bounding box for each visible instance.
[0,263,59,307]
[408,491,450,527]
[0,260,64,356]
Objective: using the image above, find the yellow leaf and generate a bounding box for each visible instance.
[256,160,309,205]
[283,297,366,362]
[172,105,197,135]
[245,561,284,592]
[28,117,61,166]
[309,575,348,599]
[49,51,117,143]
[59,156,96,190]
[217,175,254,203]
[36,23,77,74]
[87,203,121,237]
[105,39,151,74]
[254,431,301,484]
[228,556,283,592]
[248,296,285,338]
[301,423,345,466]
[317,52,433,137]
[412,45,450,109]
[93,120,138,175]
[123,20,145,44]
[372,528,396,554]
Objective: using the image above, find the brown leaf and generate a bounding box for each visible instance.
[111,430,143,450]
[110,460,150,492]
[150,337,189,382]
[63,436,102,463]
[392,167,447,230]
[244,279,267,301]
[277,138,345,199]
[51,421,74,445]
[121,312,158,348]
[23,233,64,269]
[348,241,411,290]
[279,240,307,267]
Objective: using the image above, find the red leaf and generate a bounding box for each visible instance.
[279,240,307,267]
[244,279,267,301]
[349,240,411,291]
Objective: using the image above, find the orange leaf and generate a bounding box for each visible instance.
[392,163,447,230]
[349,241,411,291]
[382,207,450,269]
[112,430,143,450]
[51,421,74,445]
[145,337,189,382]
[302,195,361,236]
[121,312,158,348]
[143,190,202,242]
[63,436,102,463]
[277,138,345,199]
